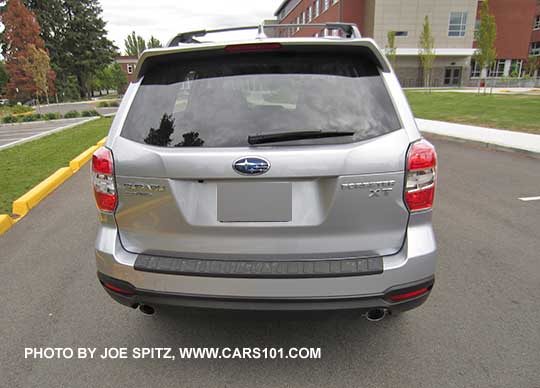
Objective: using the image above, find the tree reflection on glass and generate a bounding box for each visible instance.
[175,131,204,147]
[144,113,175,146]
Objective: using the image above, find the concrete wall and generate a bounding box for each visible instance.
[371,0,478,50]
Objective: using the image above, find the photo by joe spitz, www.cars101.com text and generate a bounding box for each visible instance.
[92,23,437,321]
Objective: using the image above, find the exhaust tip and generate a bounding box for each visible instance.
[366,308,387,322]
[139,305,155,315]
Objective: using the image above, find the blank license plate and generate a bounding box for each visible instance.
[218,182,292,222]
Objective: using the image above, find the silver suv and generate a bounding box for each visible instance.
[93,24,437,320]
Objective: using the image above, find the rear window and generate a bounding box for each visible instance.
[121,49,401,148]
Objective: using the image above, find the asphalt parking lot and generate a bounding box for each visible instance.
[0,118,91,149]
[0,138,539,388]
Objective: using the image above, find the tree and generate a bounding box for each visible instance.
[0,62,8,96]
[108,62,128,94]
[418,15,435,92]
[474,0,497,95]
[23,44,52,107]
[24,0,118,99]
[147,36,163,49]
[2,0,55,101]
[525,55,540,87]
[385,31,397,69]
[125,31,146,56]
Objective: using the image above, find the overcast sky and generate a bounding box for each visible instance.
[100,0,283,53]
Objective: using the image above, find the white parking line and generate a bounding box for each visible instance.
[518,196,540,202]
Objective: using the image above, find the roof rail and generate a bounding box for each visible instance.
[167,22,362,47]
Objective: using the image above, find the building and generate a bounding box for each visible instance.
[114,56,138,84]
[274,0,540,87]
[471,0,540,80]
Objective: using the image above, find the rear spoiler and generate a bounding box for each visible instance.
[135,37,391,81]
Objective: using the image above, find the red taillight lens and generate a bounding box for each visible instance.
[224,43,282,53]
[405,139,437,212]
[92,147,117,212]
[388,287,429,302]
[92,147,113,175]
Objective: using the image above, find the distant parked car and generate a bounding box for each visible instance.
[0,98,9,105]
[92,23,438,320]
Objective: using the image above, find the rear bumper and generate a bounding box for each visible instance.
[98,272,434,311]
[95,211,437,311]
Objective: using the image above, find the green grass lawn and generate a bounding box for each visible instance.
[0,117,112,215]
[405,91,540,134]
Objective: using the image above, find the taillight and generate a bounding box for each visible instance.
[92,147,117,212]
[405,139,437,212]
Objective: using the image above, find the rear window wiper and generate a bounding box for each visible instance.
[248,130,355,145]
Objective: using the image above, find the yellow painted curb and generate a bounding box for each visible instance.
[0,215,13,236]
[12,167,74,217]
[96,137,107,147]
[70,145,99,172]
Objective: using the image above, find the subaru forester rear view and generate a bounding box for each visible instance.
[93,23,437,320]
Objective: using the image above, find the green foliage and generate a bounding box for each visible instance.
[81,109,100,117]
[43,112,61,120]
[386,31,397,69]
[63,110,80,118]
[125,31,146,56]
[147,36,162,49]
[2,115,20,123]
[21,113,43,122]
[56,75,80,102]
[0,61,9,95]
[108,62,128,94]
[419,15,436,90]
[97,101,109,107]
[109,100,119,107]
[24,0,118,99]
[474,0,497,92]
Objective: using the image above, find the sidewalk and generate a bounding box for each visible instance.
[416,119,540,154]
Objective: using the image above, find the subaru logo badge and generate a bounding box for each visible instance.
[233,157,270,176]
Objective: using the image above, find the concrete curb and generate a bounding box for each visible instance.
[0,133,108,236]
[12,167,73,217]
[416,119,540,156]
[0,215,13,235]
[70,145,99,172]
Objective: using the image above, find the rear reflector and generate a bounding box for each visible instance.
[388,287,429,302]
[405,139,437,212]
[102,282,134,296]
[92,147,117,212]
[225,43,282,53]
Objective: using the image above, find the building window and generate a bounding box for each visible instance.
[323,0,329,12]
[530,42,540,56]
[332,0,339,4]
[302,11,306,24]
[127,64,133,74]
[394,31,408,37]
[315,0,320,18]
[470,59,481,78]
[308,5,312,22]
[448,12,467,37]
[488,59,505,77]
[534,15,540,30]
[509,59,523,77]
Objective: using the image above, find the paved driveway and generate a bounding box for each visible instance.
[0,138,539,388]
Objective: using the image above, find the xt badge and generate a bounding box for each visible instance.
[341,180,396,198]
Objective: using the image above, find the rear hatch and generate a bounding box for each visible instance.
[112,42,410,260]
